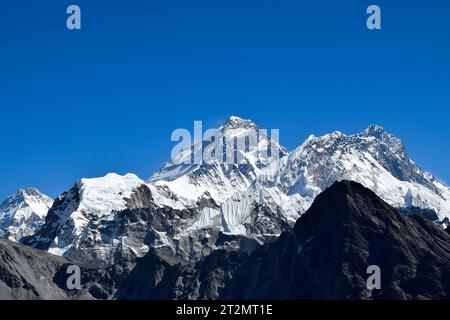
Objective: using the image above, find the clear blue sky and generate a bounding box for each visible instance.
[0,0,449,199]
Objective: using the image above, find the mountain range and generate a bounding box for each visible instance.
[0,116,450,299]
[1,181,450,300]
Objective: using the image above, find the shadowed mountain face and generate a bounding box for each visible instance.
[112,181,450,300]
[220,181,450,299]
[2,181,450,300]
[0,236,137,300]
[0,238,78,300]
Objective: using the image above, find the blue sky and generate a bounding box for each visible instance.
[0,0,449,199]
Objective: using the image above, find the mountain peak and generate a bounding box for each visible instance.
[309,180,377,208]
[364,124,386,133]
[75,172,145,217]
[324,180,379,203]
[360,124,407,155]
[77,172,143,188]
[319,130,346,142]
[16,188,43,199]
[235,178,450,300]
[223,116,257,130]
[361,124,393,139]
[1,188,51,207]
[0,188,53,242]
[293,179,399,235]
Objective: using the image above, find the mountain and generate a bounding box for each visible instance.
[0,237,79,299]
[148,115,294,241]
[258,124,450,222]
[22,173,153,266]
[23,171,283,267]
[19,118,450,269]
[147,119,450,246]
[22,117,293,266]
[0,188,53,242]
[2,181,450,300]
[114,181,450,300]
[149,115,288,206]
[220,180,450,299]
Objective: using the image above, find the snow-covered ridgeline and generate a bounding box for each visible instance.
[4,116,450,265]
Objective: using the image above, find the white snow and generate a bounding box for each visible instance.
[0,189,53,242]
[46,173,147,255]
[76,173,145,218]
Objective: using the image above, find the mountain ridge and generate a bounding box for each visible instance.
[219,180,450,299]
[3,117,450,269]
[102,181,450,300]
[1,180,450,299]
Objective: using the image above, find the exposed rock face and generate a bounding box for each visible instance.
[23,182,162,267]
[104,181,450,300]
[22,180,275,267]
[22,186,81,253]
[2,181,450,300]
[0,236,138,300]
[22,175,160,267]
[219,181,450,299]
[17,168,292,268]
[0,238,80,300]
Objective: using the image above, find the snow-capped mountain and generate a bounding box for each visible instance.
[4,181,450,300]
[21,117,291,266]
[151,119,450,244]
[259,124,450,222]
[149,118,450,257]
[24,175,291,266]
[148,115,293,247]
[111,181,450,300]
[23,173,152,265]
[20,117,450,267]
[149,116,288,206]
[0,188,53,242]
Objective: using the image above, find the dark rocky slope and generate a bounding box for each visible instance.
[2,181,450,300]
[220,180,450,299]
[0,238,82,299]
[116,181,450,300]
